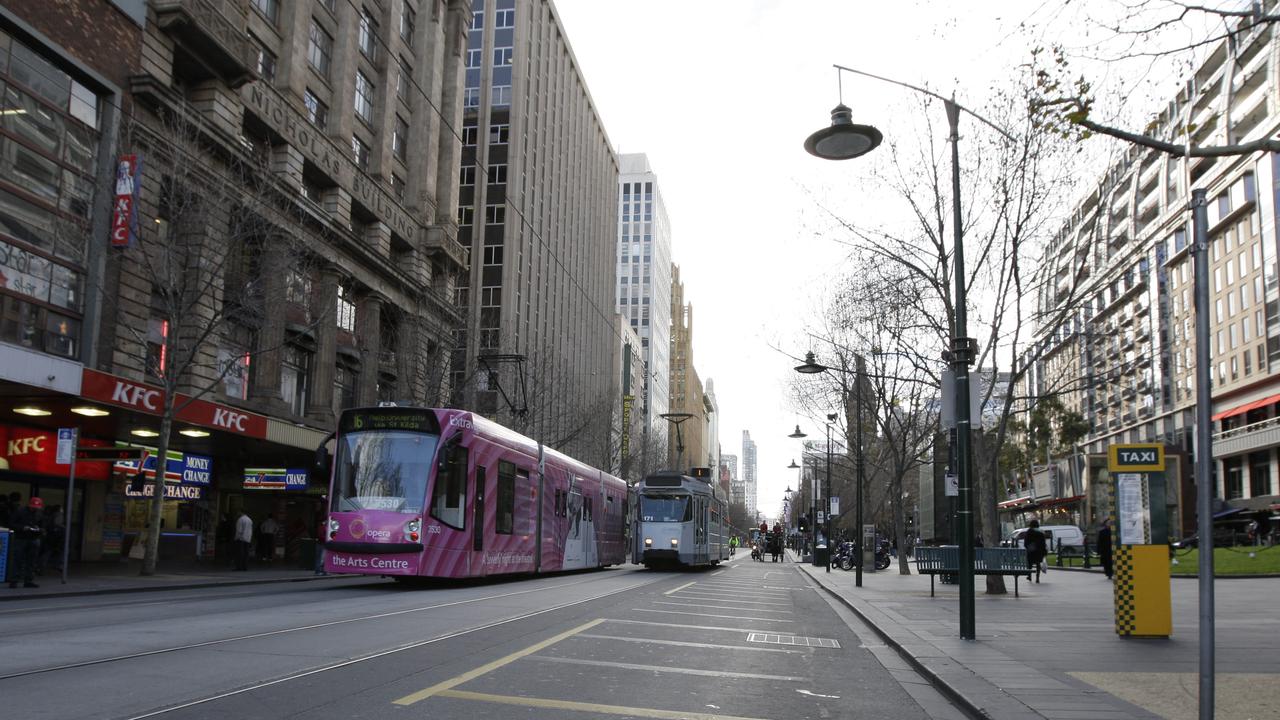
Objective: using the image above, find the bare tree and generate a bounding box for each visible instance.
[104,108,323,576]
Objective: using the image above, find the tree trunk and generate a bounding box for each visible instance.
[141,410,174,576]
[894,480,911,575]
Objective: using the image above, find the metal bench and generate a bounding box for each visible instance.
[915,546,1030,597]
[1055,544,1096,567]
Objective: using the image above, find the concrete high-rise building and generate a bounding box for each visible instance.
[616,153,673,432]
[704,378,720,473]
[743,430,758,519]
[722,453,742,506]
[454,0,619,461]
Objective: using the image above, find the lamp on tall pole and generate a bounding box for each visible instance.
[789,425,818,565]
[803,65,1013,639]
[824,412,838,573]
[795,352,864,586]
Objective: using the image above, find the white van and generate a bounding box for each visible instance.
[1004,525,1085,551]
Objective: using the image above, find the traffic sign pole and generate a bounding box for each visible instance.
[61,429,78,585]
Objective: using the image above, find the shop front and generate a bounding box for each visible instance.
[114,450,213,561]
[220,467,325,567]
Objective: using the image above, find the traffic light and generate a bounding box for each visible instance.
[798,514,809,532]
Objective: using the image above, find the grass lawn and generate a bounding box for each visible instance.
[1047,547,1280,575]
[1168,546,1280,575]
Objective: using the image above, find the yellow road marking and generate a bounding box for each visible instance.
[664,581,697,596]
[392,618,603,706]
[438,689,770,720]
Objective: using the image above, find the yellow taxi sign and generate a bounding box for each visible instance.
[1108,443,1165,472]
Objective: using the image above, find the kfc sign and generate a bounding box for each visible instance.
[80,369,268,439]
[0,426,110,480]
[110,154,142,249]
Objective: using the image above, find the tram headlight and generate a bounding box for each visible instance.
[644,537,653,546]
[670,538,679,547]
[405,518,422,542]
[328,517,339,540]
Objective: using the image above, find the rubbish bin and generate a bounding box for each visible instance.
[0,529,10,583]
[814,544,829,567]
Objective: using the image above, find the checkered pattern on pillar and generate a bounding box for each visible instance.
[1113,544,1138,635]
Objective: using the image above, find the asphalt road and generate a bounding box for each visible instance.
[0,557,963,720]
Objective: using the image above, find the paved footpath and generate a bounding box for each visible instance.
[1,560,349,601]
[795,556,1278,720]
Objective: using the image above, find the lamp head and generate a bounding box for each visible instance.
[804,104,883,161]
[789,425,807,439]
[794,351,827,375]
[787,459,800,470]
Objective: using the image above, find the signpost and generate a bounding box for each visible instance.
[1107,443,1171,638]
[54,429,77,585]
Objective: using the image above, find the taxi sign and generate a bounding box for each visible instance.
[1107,444,1165,472]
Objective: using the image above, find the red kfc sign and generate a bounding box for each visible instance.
[110,154,141,248]
[80,369,268,439]
[0,426,110,480]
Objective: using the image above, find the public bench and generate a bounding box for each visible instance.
[914,546,1030,597]
[1054,544,1097,567]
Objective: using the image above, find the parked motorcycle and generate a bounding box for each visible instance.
[834,540,893,571]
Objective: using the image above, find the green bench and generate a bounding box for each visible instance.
[915,546,1030,597]
[1054,544,1097,567]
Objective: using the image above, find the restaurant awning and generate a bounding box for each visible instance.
[1211,391,1280,421]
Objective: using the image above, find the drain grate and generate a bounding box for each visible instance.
[746,633,840,649]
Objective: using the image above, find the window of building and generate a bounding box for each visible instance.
[493,47,513,66]
[460,165,476,186]
[334,361,358,414]
[307,21,332,78]
[252,0,278,24]
[466,48,482,68]
[301,177,324,204]
[488,163,506,185]
[400,2,416,41]
[462,126,478,145]
[457,206,474,226]
[464,86,481,108]
[485,204,505,224]
[490,123,509,144]
[352,135,370,171]
[491,85,511,106]
[358,8,378,60]
[397,56,412,102]
[471,10,484,30]
[393,116,409,162]
[392,173,406,202]
[495,8,515,28]
[281,344,311,416]
[354,71,374,124]
[303,89,328,129]
[254,39,276,82]
[218,329,254,401]
[145,314,168,379]
[319,0,336,14]
[336,283,356,332]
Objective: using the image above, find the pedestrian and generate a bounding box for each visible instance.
[1097,518,1113,579]
[234,509,253,571]
[314,504,328,575]
[1023,519,1048,583]
[8,497,45,588]
[258,513,279,561]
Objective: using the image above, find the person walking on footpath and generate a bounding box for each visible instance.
[1097,518,1114,579]
[1024,519,1048,583]
[234,509,253,571]
[8,497,46,588]
[314,503,328,575]
[258,513,279,562]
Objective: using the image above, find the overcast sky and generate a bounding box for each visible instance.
[552,0,1167,519]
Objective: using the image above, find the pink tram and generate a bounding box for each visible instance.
[318,406,629,579]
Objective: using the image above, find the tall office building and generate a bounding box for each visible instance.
[668,263,706,469]
[616,153,673,431]
[722,453,742,506]
[455,0,619,461]
[742,430,758,519]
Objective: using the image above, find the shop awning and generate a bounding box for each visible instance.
[1211,391,1280,421]
[1039,495,1084,509]
[1213,507,1243,519]
[998,496,1034,509]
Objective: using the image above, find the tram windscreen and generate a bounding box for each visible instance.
[640,494,691,522]
[331,431,438,512]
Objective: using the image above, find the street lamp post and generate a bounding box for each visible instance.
[795,353,864,586]
[824,413,837,573]
[804,65,1012,639]
[789,426,820,565]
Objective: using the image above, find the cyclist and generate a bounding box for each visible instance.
[729,535,739,556]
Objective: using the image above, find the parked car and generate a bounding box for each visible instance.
[1002,525,1085,551]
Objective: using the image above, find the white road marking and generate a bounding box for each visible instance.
[664,581,697,596]
[653,601,792,614]
[797,689,841,699]
[633,608,795,622]
[605,618,795,634]
[531,655,806,682]
[576,633,804,653]
[666,593,793,606]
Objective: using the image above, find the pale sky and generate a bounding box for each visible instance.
[552,0,1185,519]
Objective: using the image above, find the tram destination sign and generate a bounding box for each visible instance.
[339,409,439,434]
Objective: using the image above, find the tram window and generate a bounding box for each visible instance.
[496,461,516,535]
[639,494,689,522]
[429,445,467,529]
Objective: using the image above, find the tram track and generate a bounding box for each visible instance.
[0,568,653,682]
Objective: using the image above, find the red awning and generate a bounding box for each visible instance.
[1212,391,1280,422]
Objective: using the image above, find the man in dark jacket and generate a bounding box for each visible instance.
[1023,519,1048,583]
[1097,519,1114,579]
[9,496,45,588]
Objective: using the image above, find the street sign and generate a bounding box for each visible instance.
[56,428,76,465]
[76,447,146,462]
[945,473,959,496]
[829,496,840,516]
[816,511,825,524]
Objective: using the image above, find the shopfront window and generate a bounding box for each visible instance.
[332,430,437,513]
